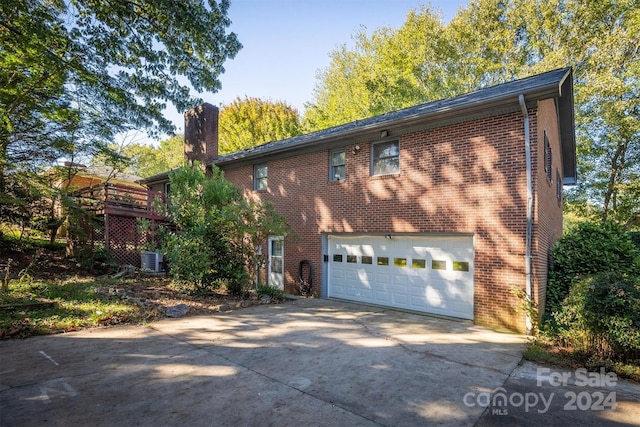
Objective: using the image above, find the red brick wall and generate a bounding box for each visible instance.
[532,99,564,318]
[221,108,560,332]
[185,103,218,168]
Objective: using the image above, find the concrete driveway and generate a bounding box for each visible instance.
[0,298,637,426]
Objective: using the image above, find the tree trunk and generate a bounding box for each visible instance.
[601,141,627,222]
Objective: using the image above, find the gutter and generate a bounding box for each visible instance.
[519,94,533,335]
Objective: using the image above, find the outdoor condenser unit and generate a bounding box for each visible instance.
[140,251,163,272]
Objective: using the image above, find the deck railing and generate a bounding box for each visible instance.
[73,183,166,220]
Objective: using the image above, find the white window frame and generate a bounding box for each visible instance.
[254,163,268,191]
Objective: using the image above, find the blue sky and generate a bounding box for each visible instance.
[160,0,469,138]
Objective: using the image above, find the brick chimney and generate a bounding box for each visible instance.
[184,103,219,169]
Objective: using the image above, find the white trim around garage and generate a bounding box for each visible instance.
[326,233,474,320]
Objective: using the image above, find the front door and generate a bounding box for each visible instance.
[268,236,284,289]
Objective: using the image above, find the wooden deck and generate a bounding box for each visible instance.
[73,183,166,220]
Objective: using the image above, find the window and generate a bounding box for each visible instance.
[432,260,446,270]
[333,254,343,262]
[556,169,562,202]
[361,256,373,265]
[254,164,268,190]
[453,261,470,272]
[330,149,345,181]
[394,257,407,267]
[377,257,389,266]
[372,141,399,175]
[346,255,357,263]
[164,182,171,196]
[412,259,426,269]
[544,132,552,182]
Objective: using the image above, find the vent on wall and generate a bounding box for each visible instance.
[141,251,163,272]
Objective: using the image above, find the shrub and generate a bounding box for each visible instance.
[546,221,640,313]
[553,272,640,361]
[147,163,288,295]
[257,285,285,301]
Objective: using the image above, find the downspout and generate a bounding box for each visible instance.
[519,94,533,336]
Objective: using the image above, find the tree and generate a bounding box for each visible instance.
[1,0,241,229]
[304,0,640,228]
[219,97,302,154]
[149,163,288,293]
[304,8,452,131]
[94,134,186,178]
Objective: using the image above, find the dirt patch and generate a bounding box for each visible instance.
[93,276,271,316]
[0,249,287,339]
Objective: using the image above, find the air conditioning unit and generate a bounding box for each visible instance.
[140,250,163,272]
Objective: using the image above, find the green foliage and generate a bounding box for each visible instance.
[257,285,285,301]
[94,134,186,178]
[1,0,241,232]
[304,7,454,130]
[0,225,66,252]
[553,272,640,361]
[0,277,147,338]
[149,163,288,294]
[305,0,640,227]
[219,97,302,154]
[547,221,640,312]
[510,285,539,335]
[153,164,243,292]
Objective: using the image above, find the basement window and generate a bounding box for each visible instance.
[254,164,268,191]
[330,149,346,181]
[371,141,399,176]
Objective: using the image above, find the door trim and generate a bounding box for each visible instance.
[268,236,284,289]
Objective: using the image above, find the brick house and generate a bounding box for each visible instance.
[144,67,576,333]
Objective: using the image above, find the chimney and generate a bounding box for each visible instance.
[184,103,219,169]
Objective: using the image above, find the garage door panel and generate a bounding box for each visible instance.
[374,291,390,301]
[328,235,474,320]
[392,293,409,305]
[392,274,408,286]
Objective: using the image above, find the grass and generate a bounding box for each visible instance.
[0,227,66,252]
[523,337,640,382]
[0,275,157,338]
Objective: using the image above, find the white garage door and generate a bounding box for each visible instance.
[327,235,474,320]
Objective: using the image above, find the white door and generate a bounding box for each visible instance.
[268,236,284,290]
[327,235,474,319]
